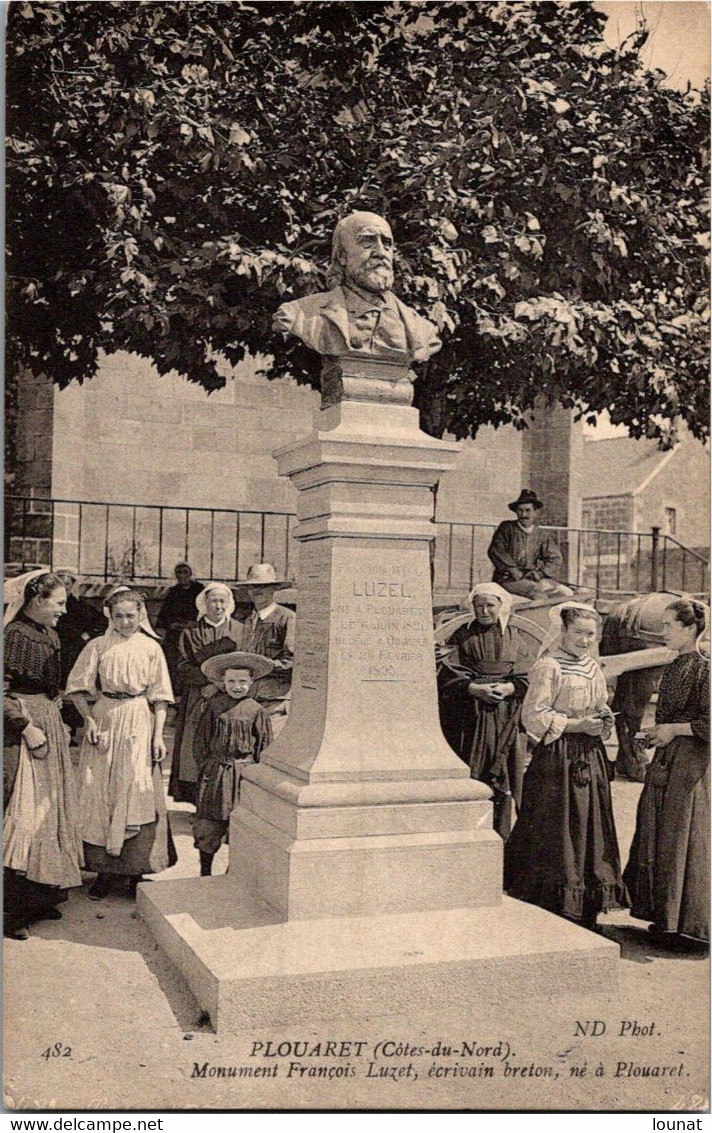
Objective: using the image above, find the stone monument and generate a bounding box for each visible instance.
[140,212,617,1031]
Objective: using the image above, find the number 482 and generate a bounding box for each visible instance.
[40,1043,71,1061]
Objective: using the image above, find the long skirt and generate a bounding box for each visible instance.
[168,685,204,804]
[466,700,524,841]
[78,695,176,875]
[4,694,83,930]
[624,736,709,941]
[504,734,628,919]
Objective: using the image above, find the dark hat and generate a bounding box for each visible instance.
[201,651,275,686]
[508,488,543,512]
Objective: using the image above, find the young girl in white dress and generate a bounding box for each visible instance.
[66,587,175,899]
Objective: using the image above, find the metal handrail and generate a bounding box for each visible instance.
[661,533,710,566]
[5,494,292,519]
[6,495,709,597]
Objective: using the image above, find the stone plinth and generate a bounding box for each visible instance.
[138,879,619,1032]
[227,371,498,921]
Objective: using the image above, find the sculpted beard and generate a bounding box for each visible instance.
[350,260,394,293]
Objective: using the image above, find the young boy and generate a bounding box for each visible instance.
[193,651,274,876]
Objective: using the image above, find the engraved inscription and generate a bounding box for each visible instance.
[295,542,331,689]
[333,565,432,683]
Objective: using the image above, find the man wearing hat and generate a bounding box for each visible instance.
[235,564,296,737]
[487,489,573,600]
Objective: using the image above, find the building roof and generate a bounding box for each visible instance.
[581,437,674,499]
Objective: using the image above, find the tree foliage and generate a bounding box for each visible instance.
[7,0,710,443]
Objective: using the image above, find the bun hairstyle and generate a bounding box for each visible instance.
[560,605,601,629]
[105,587,146,613]
[21,572,65,608]
[666,598,707,635]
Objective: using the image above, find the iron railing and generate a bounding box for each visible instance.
[432,520,710,597]
[6,495,710,598]
[5,496,297,585]
[659,533,711,597]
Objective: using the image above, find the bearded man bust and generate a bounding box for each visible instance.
[272,211,441,363]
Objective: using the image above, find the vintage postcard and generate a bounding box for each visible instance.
[4,0,709,1116]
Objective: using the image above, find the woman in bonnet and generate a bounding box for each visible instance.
[504,601,628,932]
[168,582,243,805]
[66,586,175,900]
[4,570,83,938]
[437,581,529,840]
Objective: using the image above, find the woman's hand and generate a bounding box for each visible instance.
[491,681,516,700]
[23,723,48,756]
[646,723,680,747]
[152,737,167,764]
[595,708,615,742]
[84,718,100,745]
[569,716,605,737]
[468,683,501,705]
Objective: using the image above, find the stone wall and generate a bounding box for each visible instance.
[581,495,632,533]
[50,351,525,585]
[580,496,636,591]
[520,403,583,528]
[632,438,709,550]
[6,369,55,566]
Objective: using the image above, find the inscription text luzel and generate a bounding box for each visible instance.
[352,581,413,598]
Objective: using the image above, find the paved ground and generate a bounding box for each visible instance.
[3,714,709,1113]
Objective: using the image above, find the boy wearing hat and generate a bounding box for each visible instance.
[487,489,573,600]
[192,651,274,876]
[235,563,296,737]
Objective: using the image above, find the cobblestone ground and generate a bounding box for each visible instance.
[4,709,709,1113]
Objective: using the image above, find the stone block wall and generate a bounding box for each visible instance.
[6,369,55,566]
[520,403,583,528]
[580,496,636,590]
[48,351,526,584]
[633,437,709,550]
[581,495,632,533]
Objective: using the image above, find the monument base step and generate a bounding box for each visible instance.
[138,877,619,1033]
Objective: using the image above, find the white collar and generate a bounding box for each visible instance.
[517,522,537,535]
[254,602,277,621]
[204,616,227,629]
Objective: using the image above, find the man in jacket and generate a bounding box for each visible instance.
[487,489,573,600]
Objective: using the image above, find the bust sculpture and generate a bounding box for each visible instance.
[273,212,441,365]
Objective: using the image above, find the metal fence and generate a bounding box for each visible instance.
[5,496,298,584]
[6,495,710,598]
[433,521,710,598]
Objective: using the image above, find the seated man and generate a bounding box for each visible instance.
[487,489,573,600]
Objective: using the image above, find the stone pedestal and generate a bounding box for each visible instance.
[141,354,618,1028]
[231,369,498,921]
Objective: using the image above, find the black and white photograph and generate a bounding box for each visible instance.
[3,0,710,1117]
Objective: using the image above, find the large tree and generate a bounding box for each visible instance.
[7,0,710,444]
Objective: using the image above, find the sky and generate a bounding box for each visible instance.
[595,0,710,90]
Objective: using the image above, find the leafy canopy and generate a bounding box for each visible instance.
[7,0,710,443]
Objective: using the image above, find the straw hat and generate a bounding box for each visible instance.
[201,650,275,686]
[236,563,291,589]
